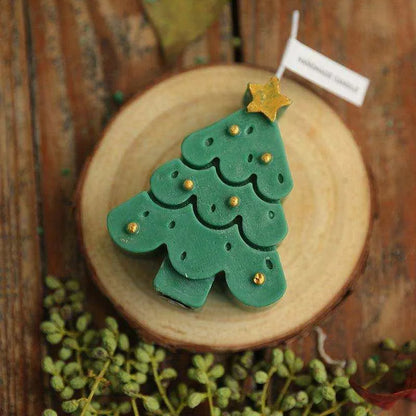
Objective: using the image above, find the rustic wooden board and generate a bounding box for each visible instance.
[0,1,43,414]
[23,0,233,412]
[1,0,415,413]
[238,2,416,415]
[78,65,371,351]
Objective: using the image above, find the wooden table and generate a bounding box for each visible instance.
[1,0,415,414]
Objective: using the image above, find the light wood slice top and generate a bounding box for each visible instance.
[77,65,372,351]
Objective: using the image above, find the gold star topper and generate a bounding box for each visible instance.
[246,77,291,122]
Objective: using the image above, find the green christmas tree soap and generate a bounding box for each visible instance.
[107,77,293,309]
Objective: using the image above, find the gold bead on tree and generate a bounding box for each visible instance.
[183,179,194,191]
[228,124,240,136]
[126,222,139,234]
[253,272,265,285]
[228,196,240,207]
[261,152,273,164]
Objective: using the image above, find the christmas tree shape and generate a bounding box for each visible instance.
[107,77,293,309]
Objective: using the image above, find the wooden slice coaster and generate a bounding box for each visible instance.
[77,65,372,351]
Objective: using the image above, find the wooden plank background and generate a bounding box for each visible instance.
[0,0,415,414]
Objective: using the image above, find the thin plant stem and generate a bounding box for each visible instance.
[317,399,348,416]
[76,349,87,397]
[151,358,176,416]
[331,397,340,416]
[364,373,386,389]
[80,360,111,416]
[274,375,293,410]
[93,409,115,415]
[131,398,140,416]
[176,401,186,415]
[206,376,215,416]
[260,368,276,414]
[63,329,79,338]
[302,402,313,416]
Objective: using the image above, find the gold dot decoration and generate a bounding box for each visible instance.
[126,222,139,234]
[228,124,240,136]
[228,196,240,208]
[183,179,194,191]
[253,272,265,285]
[261,152,273,164]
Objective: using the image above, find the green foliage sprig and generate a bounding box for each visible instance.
[41,275,415,416]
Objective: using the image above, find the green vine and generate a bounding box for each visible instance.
[40,275,415,416]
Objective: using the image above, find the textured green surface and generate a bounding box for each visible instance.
[108,192,286,307]
[107,103,292,308]
[181,109,293,202]
[154,258,215,309]
[150,158,287,248]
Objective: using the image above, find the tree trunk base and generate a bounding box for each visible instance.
[154,258,215,310]
[77,65,372,351]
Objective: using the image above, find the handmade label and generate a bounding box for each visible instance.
[280,38,370,106]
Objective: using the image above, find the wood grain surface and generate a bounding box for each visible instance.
[0,0,415,414]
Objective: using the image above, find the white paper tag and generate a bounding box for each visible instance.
[280,38,370,106]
